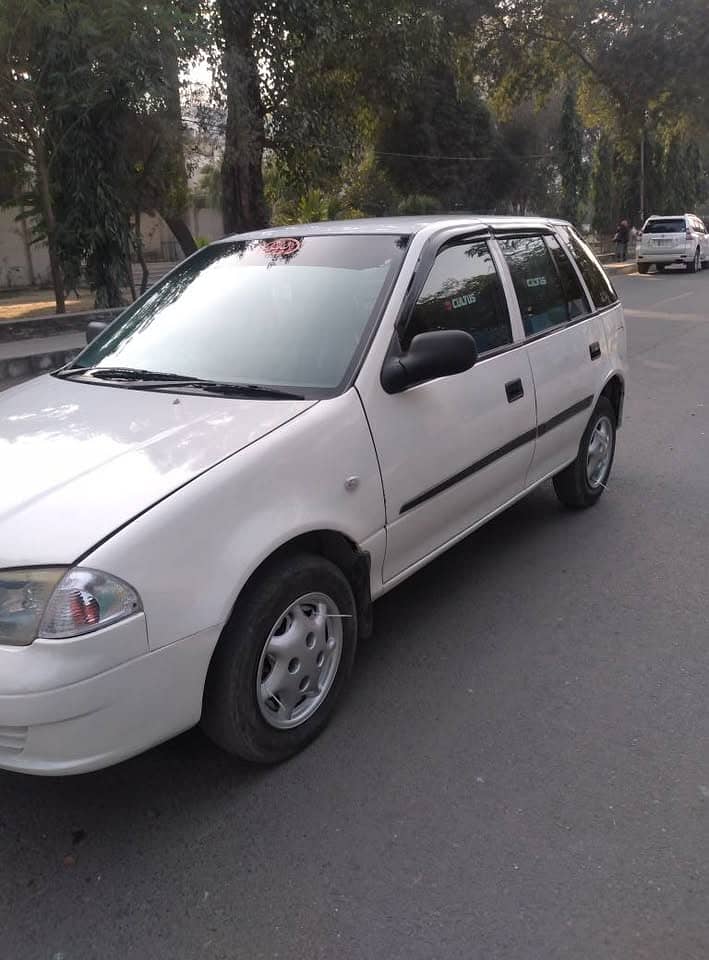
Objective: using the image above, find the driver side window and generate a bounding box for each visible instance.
[406,240,512,354]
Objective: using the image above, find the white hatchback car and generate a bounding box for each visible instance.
[636,213,709,273]
[0,216,627,775]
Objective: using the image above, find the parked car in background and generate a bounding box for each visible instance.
[0,216,627,775]
[636,214,709,274]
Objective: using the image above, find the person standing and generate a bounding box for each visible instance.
[614,219,630,261]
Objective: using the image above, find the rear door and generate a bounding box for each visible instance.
[494,228,608,484]
[642,217,689,257]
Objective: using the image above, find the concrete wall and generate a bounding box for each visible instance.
[0,208,51,288]
[0,205,225,289]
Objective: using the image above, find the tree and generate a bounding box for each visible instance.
[153,1,213,256]
[216,0,269,233]
[486,0,709,227]
[214,1,493,232]
[378,66,498,212]
[0,1,69,310]
[558,85,587,224]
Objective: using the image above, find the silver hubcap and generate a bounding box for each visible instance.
[256,592,343,729]
[586,416,613,488]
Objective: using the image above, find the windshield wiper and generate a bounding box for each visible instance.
[56,366,198,383]
[58,366,305,399]
[153,380,306,400]
[55,366,305,399]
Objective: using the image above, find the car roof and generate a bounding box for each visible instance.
[645,214,691,219]
[221,214,572,242]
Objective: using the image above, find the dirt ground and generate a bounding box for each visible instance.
[0,289,95,321]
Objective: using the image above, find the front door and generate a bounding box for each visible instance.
[359,235,536,583]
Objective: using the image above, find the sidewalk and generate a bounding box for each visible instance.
[0,331,84,383]
[604,261,636,276]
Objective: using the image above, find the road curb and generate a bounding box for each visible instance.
[605,263,636,277]
[0,346,82,386]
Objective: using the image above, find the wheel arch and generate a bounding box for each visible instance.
[600,373,625,428]
[203,530,373,700]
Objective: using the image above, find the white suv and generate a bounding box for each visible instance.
[636,214,709,273]
[0,216,627,775]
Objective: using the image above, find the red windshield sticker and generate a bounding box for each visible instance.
[261,238,302,257]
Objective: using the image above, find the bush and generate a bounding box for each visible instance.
[396,194,442,215]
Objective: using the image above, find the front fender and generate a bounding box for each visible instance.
[84,390,385,651]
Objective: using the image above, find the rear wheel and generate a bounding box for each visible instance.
[637,262,649,274]
[687,248,701,273]
[202,553,357,763]
[553,397,617,509]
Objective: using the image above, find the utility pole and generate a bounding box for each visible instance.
[639,128,645,224]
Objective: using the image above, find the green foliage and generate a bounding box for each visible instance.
[339,154,400,217]
[396,194,442,215]
[492,99,561,216]
[558,86,588,224]
[271,187,364,226]
[379,66,497,212]
[1,0,708,303]
[194,163,223,210]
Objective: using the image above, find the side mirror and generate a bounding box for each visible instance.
[381,329,478,394]
[86,319,110,344]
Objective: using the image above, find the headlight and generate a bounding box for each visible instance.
[0,568,142,646]
[0,568,66,646]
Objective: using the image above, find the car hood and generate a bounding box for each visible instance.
[0,375,316,566]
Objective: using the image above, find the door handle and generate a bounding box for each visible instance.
[589,341,601,360]
[505,378,524,402]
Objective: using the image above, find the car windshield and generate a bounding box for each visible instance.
[73,235,409,394]
[643,219,686,234]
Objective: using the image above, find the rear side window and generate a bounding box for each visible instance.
[407,240,512,353]
[558,226,618,309]
[643,218,686,234]
[496,235,568,336]
[545,235,590,320]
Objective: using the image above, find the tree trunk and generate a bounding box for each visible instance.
[136,210,150,295]
[164,215,197,257]
[36,137,65,314]
[219,0,269,234]
[125,228,137,302]
[159,34,197,257]
[18,202,36,287]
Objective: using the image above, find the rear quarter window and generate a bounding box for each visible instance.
[558,226,618,309]
[496,235,568,336]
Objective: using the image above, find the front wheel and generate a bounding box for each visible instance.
[202,553,357,763]
[637,262,649,274]
[553,397,617,509]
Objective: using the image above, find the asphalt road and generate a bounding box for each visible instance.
[2,266,709,960]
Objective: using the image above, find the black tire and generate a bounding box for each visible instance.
[655,263,666,273]
[553,397,617,509]
[202,553,357,764]
[637,263,649,274]
[687,248,700,273]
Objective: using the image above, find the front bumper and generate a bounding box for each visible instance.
[0,617,220,775]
